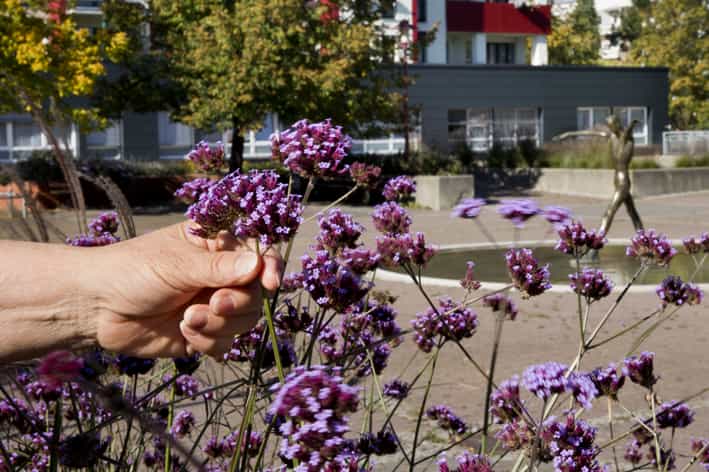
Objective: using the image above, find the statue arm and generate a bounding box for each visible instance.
[552,129,611,142]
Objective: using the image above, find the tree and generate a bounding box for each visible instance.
[627,0,708,129]
[0,0,128,231]
[151,0,401,170]
[548,0,601,65]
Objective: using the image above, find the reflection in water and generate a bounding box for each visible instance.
[405,246,708,286]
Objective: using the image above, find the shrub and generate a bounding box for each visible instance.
[675,154,709,167]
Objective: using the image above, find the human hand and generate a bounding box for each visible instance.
[90,222,283,358]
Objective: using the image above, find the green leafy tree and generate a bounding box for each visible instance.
[628,0,708,129]
[151,0,401,170]
[548,0,601,65]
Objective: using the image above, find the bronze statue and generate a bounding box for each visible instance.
[554,115,644,237]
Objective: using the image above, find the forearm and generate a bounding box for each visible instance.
[0,241,101,362]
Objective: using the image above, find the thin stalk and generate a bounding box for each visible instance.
[650,389,662,472]
[626,306,681,356]
[481,314,505,455]
[413,428,483,466]
[588,309,661,349]
[163,372,177,472]
[679,441,709,472]
[303,185,359,223]
[608,398,620,472]
[410,348,439,471]
[261,294,285,383]
[474,219,498,247]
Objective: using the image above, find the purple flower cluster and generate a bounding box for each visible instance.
[316,209,364,252]
[624,440,643,464]
[567,372,599,409]
[355,430,397,456]
[522,362,568,400]
[187,140,225,172]
[489,376,523,423]
[383,175,416,202]
[274,300,313,336]
[690,438,709,470]
[271,119,352,179]
[341,247,380,274]
[224,324,263,363]
[541,414,602,472]
[187,169,303,245]
[426,405,469,435]
[383,380,410,400]
[460,261,482,291]
[377,232,436,268]
[300,250,370,311]
[437,452,493,472]
[483,293,519,320]
[496,420,534,451]
[174,177,213,205]
[656,275,703,307]
[349,162,381,188]
[115,355,155,376]
[67,212,121,247]
[451,198,486,219]
[412,297,478,352]
[372,201,411,235]
[505,248,552,298]
[555,221,606,256]
[569,268,614,302]
[543,206,572,228]
[623,351,657,389]
[268,366,359,470]
[170,410,195,438]
[497,199,540,228]
[590,363,625,399]
[626,229,678,266]
[683,232,709,254]
[656,401,695,428]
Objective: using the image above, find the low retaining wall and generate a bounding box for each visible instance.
[533,167,709,198]
[415,175,475,210]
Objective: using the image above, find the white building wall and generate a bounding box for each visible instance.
[472,33,487,64]
[416,0,447,64]
[531,35,549,65]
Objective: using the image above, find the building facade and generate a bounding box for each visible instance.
[0,0,668,162]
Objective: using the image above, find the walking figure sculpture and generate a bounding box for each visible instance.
[553,115,644,237]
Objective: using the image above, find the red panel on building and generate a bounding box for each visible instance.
[446,2,552,35]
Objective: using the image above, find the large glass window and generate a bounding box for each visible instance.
[577,107,610,130]
[448,108,541,151]
[486,43,515,64]
[158,112,193,147]
[577,107,648,145]
[87,122,121,148]
[417,0,427,22]
[447,110,467,145]
[13,122,42,147]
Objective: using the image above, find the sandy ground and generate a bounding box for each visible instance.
[2,191,709,470]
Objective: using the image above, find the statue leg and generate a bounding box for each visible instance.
[599,190,624,236]
[624,195,644,231]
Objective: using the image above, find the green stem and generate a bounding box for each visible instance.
[481,315,504,455]
[303,185,358,223]
[626,306,681,356]
[410,348,439,471]
[588,309,661,349]
[608,398,620,472]
[262,294,285,383]
[650,389,662,472]
[163,372,177,472]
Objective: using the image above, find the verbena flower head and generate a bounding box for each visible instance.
[590,363,625,399]
[683,232,709,254]
[300,250,370,312]
[451,198,486,219]
[187,169,303,244]
[36,351,83,388]
[567,372,599,410]
[555,221,606,255]
[372,201,411,235]
[58,432,110,469]
[271,118,351,179]
[483,293,519,320]
[66,232,120,247]
[412,297,478,352]
[460,261,482,291]
[341,247,380,274]
[316,209,364,251]
[115,355,155,376]
[489,376,523,423]
[505,248,552,298]
[376,232,436,268]
[187,140,225,172]
[523,362,568,400]
[690,438,709,469]
[409,232,437,266]
[648,445,675,470]
[656,401,695,429]
[426,405,468,435]
[174,177,213,205]
[268,366,359,470]
[356,430,397,456]
[437,451,493,472]
[624,440,643,464]
[497,199,540,227]
[170,410,195,438]
[383,380,410,400]
[349,162,381,188]
[623,352,657,389]
[569,268,614,302]
[626,229,678,267]
[496,420,534,451]
[541,414,602,472]
[543,206,572,228]
[656,275,703,307]
[382,175,416,202]
[88,211,119,236]
[174,354,201,376]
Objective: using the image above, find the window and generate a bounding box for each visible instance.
[465,39,473,64]
[577,107,648,145]
[0,124,7,147]
[486,43,515,64]
[381,0,395,18]
[158,112,193,147]
[448,108,541,151]
[447,110,467,144]
[466,109,492,152]
[417,0,427,22]
[13,122,42,148]
[416,31,428,63]
[87,122,121,148]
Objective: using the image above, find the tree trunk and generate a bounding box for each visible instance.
[229,117,245,172]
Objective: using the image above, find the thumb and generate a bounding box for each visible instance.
[188,247,263,288]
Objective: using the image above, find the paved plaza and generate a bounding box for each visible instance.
[6,190,709,469]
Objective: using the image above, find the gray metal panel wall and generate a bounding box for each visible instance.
[121,112,158,161]
[406,65,669,150]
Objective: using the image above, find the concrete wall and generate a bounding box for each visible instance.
[407,64,669,151]
[533,167,709,198]
[415,174,475,210]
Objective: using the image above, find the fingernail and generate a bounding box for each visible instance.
[234,252,259,280]
[185,310,208,329]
